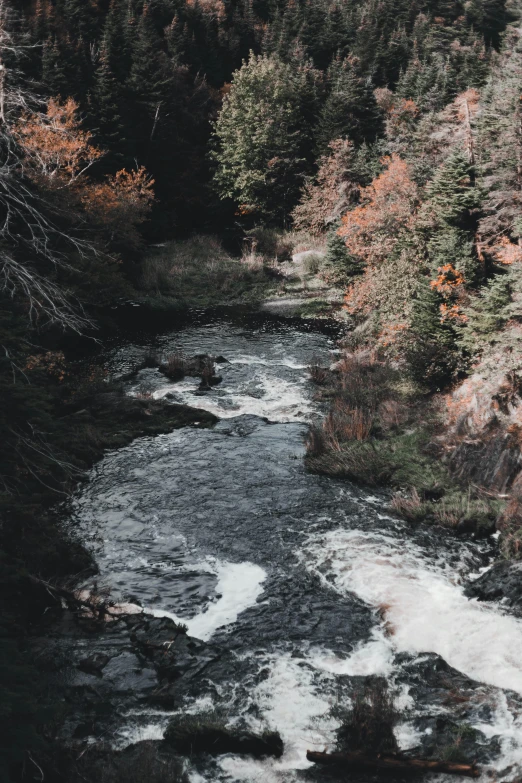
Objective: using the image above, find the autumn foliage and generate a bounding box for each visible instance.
[292,139,360,235]
[14,98,154,252]
[339,154,418,265]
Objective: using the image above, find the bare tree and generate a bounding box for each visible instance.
[0,0,93,333]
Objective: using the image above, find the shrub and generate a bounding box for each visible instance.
[302,252,324,276]
[244,227,293,261]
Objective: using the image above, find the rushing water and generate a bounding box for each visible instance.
[70,310,522,781]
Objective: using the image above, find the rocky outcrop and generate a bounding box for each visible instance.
[129,615,221,682]
[444,371,522,494]
[56,740,188,783]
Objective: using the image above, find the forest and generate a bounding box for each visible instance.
[2,0,522,779]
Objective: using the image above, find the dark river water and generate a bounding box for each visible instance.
[69,309,522,782]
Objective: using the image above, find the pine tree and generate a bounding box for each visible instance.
[127,6,175,117]
[324,221,362,283]
[424,148,483,286]
[91,47,127,158]
[406,279,460,389]
[460,272,512,357]
[103,0,133,83]
[41,36,70,97]
[62,0,98,42]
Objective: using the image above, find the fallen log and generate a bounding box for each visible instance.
[306,750,480,777]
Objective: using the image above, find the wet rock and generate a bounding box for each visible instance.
[464,560,522,615]
[159,365,185,381]
[129,616,221,682]
[412,714,500,764]
[77,653,110,676]
[58,740,188,783]
[393,653,503,765]
[164,716,283,758]
[198,375,222,390]
[214,355,229,364]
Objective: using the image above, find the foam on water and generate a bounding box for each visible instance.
[150,560,266,641]
[216,653,339,782]
[474,692,522,774]
[309,629,394,677]
[300,528,522,694]
[152,372,314,423]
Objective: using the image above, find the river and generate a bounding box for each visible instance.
[66,308,522,782]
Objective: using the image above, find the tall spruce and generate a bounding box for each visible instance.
[315,57,384,153]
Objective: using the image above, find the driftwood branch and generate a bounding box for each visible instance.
[28,575,116,621]
[306,750,480,777]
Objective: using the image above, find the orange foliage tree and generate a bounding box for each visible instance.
[339,155,422,340]
[338,154,419,266]
[15,98,103,188]
[292,139,360,235]
[14,98,154,252]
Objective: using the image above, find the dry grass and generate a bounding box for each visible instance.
[391,488,423,522]
[324,400,374,448]
[379,398,409,431]
[163,351,186,379]
[309,361,329,385]
[141,235,274,304]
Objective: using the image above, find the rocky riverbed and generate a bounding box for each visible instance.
[41,308,522,783]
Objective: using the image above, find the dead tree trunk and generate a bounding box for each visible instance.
[306,750,480,777]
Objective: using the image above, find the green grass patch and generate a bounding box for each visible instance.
[141,235,280,307]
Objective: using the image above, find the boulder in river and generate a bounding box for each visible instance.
[164,714,284,758]
[77,653,110,676]
[464,560,522,615]
[128,615,221,682]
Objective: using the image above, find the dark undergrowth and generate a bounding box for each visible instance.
[334,678,399,756]
[305,351,503,535]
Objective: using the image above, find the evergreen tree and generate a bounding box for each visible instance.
[406,279,460,389]
[315,57,384,153]
[91,47,127,159]
[324,220,362,283]
[103,0,133,83]
[460,272,512,357]
[62,0,99,42]
[212,53,319,225]
[41,36,70,97]
[424,148,483,285]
